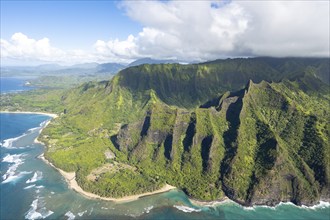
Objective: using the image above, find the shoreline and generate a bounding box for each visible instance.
[0,110,58,145]
[189,197,330,209]
[39,154,176,203]
[5,110,328,208]
[0,110,58,119]
[1,110,176,203]
[189,197,231,207]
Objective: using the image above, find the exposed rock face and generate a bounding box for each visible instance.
[114,81,329,206]
[104,150,115,159]
[41,57,329,205]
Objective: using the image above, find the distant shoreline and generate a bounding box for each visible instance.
[0,111,58,118]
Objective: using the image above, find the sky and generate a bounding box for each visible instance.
[0,0,329,66]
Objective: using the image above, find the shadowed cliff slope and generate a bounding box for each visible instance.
[40,57,330,206]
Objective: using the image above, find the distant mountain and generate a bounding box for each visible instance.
[36,64,65,71]
[128,58,181,67]
[38,57,330,207]
[96,63,126,73]
[71,62,99,69]
[1,62,125,77]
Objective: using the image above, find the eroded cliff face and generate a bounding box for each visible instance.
[41,58,329,205]
[113,81,329,206]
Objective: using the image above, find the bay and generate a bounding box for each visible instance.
[0,77,35,94]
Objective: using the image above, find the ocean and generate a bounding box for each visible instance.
[0,113,329,220]
[0,77,35,94]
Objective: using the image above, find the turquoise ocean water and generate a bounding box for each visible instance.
[0,113,329,220]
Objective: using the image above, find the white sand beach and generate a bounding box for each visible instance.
[0,111,58,118]
[39,154,176,203]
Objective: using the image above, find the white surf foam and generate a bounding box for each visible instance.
[173,205,201,213]
[25,199,54,220]
[2,171,31,184]
[2,153,29,184]
[306,201,330,209]
[26,171,43,183]
[0,120,46,149]
[39,120,49,128]
[239,201,330,211]
[24,184,36,190]
[27,126,41,133]
[77,210,87,217]
[88,207,94,215]
[1,133,29,148]
[298,201,330,210]
[2,154,23,163]
[242,206,256,211]
[65,211,76,220]
[144,205,154,214]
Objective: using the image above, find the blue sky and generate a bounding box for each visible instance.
[1,1,141,50]
[1,0,329,65]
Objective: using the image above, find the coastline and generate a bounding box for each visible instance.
[189,197,231,207]
[0,110,58,119]
[3,110,328,208]
[0,110,58,145]
[39,154,175,203]
[1,110,176,203]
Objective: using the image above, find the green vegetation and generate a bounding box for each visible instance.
[0,89,64,113]
[28,74,115,89]
[2,57,329,205]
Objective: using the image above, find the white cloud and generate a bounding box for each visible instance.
[93,35,138,59]
[1,1,329,65]
[118,0,250,60]
[1,33,64,62]
[237,1,330,57]
[0,33,134,65]
[117,0,329,60]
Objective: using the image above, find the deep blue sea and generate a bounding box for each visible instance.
[0,77,35,93]
[1,113,329,220]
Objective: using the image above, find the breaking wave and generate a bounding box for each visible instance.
[1,134,28,148]
[65,211,76,220]
[227,200,330,211]
[2,153,30,184]
[144,206,154,214]
[0,120,47,149]
[24,184,36,190]
[25,199,53,220]
[173,205,201,213]
[26,171,43,183]
[77,210,87,217]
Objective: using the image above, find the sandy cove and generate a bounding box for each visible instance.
[2,110,224,204]
[0,111,58,119]
[3,110,176,202]
[0,111,58,144]
[39,154,175,203]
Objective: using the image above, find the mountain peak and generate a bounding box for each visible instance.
[128,57,180,67]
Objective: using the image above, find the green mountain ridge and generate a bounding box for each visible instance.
[117,57,329,108]
[37,57,329,206]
